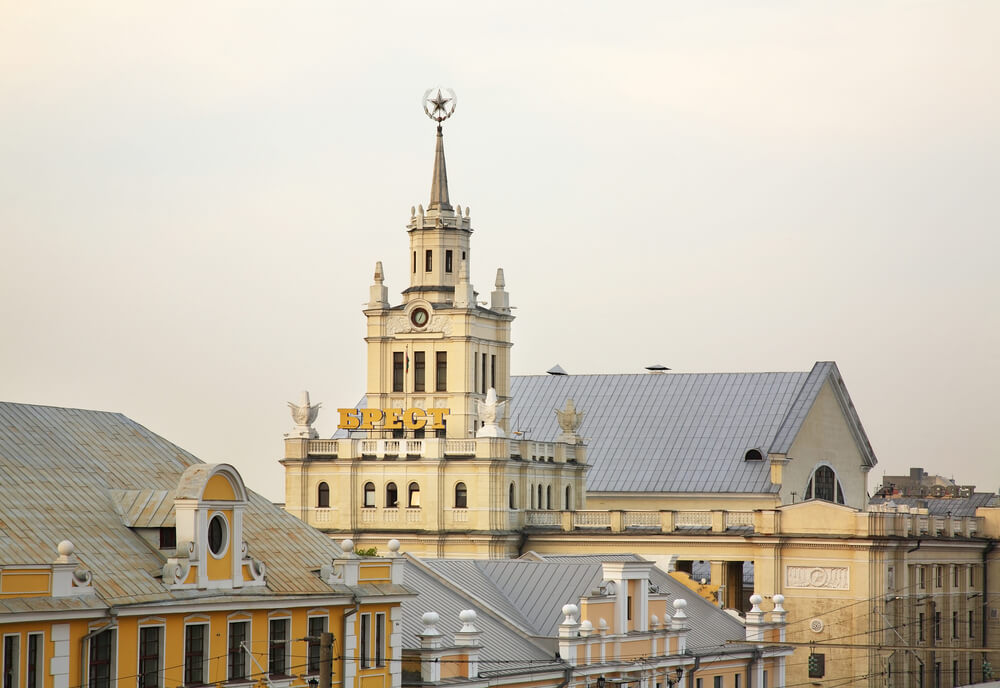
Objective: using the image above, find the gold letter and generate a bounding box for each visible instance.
[403,408,427,430]
[338,409,361,430]
[359,408,384,430]
[426,408,449,429]
[385,408,403,430]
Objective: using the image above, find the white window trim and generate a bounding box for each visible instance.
[227,618,252,682]
[207,511,231,559]
[804,462,845,503]
[267,616,292,677]
[27,632,44,688]
[360,612,372,669]
[182,621,209,687]
[375,612,386,668]
[86,625,118,688]
[306,614,329,677]
[3,633,20,688]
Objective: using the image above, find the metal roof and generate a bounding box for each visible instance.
[0,401,367,607]
[410,554,747,654]
[510,361,876,494]
[869,493,996,518]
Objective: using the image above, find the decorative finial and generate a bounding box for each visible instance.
[287,391,321,439]
[475,388,508,438]
[423,87,457,123]
[374,261,384,283]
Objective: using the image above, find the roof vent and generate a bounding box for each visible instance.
[547,364,568,376]
[744,449,764,461]
[645,364,671,373]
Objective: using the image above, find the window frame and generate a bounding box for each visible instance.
[435,352,447,392]
[88,628,115,688]
[228,619,250,682]
[385,482,398,508]
[509,482,516,510]
[183,622,208,687]
[454,482,468,509]
[4,634,20,688]
[408,482,421,508]
[392,352,404,393]
[307,615,328,676]
[360,613,371,669]
[363,482,376,508]
[137,624,164,688]
[268,617,291,677]
[317,482,330,508]
[26,632,42,688]
[425,250,433,273]
[375,612,386,668]
[445,249,453,273]
[414,351,425,392]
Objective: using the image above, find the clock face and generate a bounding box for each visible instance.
[410,307,429,328]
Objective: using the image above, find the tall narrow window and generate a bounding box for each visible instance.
[814,466,835,501]
[537,484,542,509]
[269,619,289,676]
[952,611,959,638]
[436,352,447,391]
[969,610,975,639]
[228,621,249,681]
[414,351,425,392]
[375,613,386,667]
[491,354,496,389]
[317,482,330,508]
[481,354,487,393]
[363,482,375,508]
[918,612,925,641]
[89,630,113,688]
[509,483,516,509]
[184,624,207,686]
[393,352,404,392]
[386,483,398,508]
[360,614,371,669]
[565,485,572,509]
[934,611,942,640]
[412,251,416,274]
[445,250,453,273]
[139,627,161,688]
[4,636,19,688]
[455,482,468,508]
[408,482,421,507]
[546,485,552,509]
[307,617,327,674]
[474,352,479,393]
[425,250,433,273]
[26,633,41,688]
[529,484,535,509]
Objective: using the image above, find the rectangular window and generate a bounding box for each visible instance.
[696,680,703,688]
[919,612,925,641]
[307,617,327,674]
[491,354,496,389]
[228,621,249,680]
[474,352,479,393]
[713,678,723,688]
[481,353,487,393]
[627,595,633,620]
[934,611,942,640]
[393,352,404,392]
[27,633,41,688]
[953,660,958,686]
[425,250,432,273]
[360,614,371,669]
[935,566,943,588]
[969,610,975,639]
[184,624,207,686]
[445,250,453,273]
[970,566,976,589]
[159,527,176,549]
[375,613,386,667]
[762,672,767,688]
[436,352,447,392]
[139,627,161,688]
[970,659,975,683]
[412,251,416,274]
[735,675,740,688]
[952,566,958,587]
[269,619,289,676]
[953,611,959,638]
[4,636,19,688]
[918,566,926,589]
[89,630,113,688]
[414,351,425,392]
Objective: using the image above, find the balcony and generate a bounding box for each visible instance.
[298,436,586,463]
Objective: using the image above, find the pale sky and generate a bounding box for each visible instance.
[2,1,998,502]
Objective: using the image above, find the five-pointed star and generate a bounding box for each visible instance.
[428,89,452,118]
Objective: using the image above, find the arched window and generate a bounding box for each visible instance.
[564,485,572,510]
[546,485,552,510]
[408,482,421,508]
[537,484,543,509]
[509,482,517,510]
[454,482,468,509]
[363,482,375,508]
[385,482,398,508]
[804,465,845,504]
[529,484,535,509]
[317,482,330,508]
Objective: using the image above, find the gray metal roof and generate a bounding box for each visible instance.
[0,401,366,607]
[400,555,557,673]
[510,361,876,494]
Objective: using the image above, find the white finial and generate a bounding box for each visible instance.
[495,267,505,289]
[773,594,785,612]
[411,205,416,218]
[579,619,594,637]
[456,204,462,216]
[56,540,75,563]
[561,604,579,624]
[651,614,659,629]
[421,611,441,634]
[341,539,355,553]
[465,206,470,218]
[459,609,478,632]
[749,594,763,613]
[387,538,400,554]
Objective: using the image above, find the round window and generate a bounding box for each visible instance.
[410,307,429,328]
[208,513,228,557]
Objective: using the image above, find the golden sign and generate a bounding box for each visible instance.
[338,408,449,430]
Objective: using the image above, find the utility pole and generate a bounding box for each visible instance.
[320,632,334,688]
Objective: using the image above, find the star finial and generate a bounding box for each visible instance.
[423,87,457,123]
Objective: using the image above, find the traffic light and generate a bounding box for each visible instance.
[808,652,825,679]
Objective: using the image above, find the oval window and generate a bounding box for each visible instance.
[208,513,228,556]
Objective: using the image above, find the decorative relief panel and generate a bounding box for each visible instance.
[785,566,849,590]
[386,315,452,336]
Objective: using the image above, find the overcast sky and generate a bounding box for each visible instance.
[2,1,998,502]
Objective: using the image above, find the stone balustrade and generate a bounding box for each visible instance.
[298,436,586,463]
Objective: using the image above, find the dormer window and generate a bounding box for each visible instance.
[208,513,228,557]
[744,449,763,461]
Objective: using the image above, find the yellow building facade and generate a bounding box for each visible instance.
[0,402,410,688]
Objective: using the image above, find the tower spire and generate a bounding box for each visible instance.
[428,124,452,212]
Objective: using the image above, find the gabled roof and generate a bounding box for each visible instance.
[510,361,876,494]
[0,401,352,606]
[403,554,747,657]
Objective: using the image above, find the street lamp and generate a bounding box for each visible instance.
[666,668,684,687]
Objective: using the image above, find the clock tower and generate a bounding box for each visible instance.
[362,91,513,439]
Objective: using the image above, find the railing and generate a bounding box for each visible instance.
[444,440,476,456]
[405,509,422,524]
[314,508,330,523]
[676,511,712,528]
[624,511,660,528]
[725,511,754,528]
[361,509,376,523]
[405,440,424,455]
[525,510,561,527]
[308,440,339,456]
[446,509,470,526]
[574,511,611,528]
[382,508,399,524]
